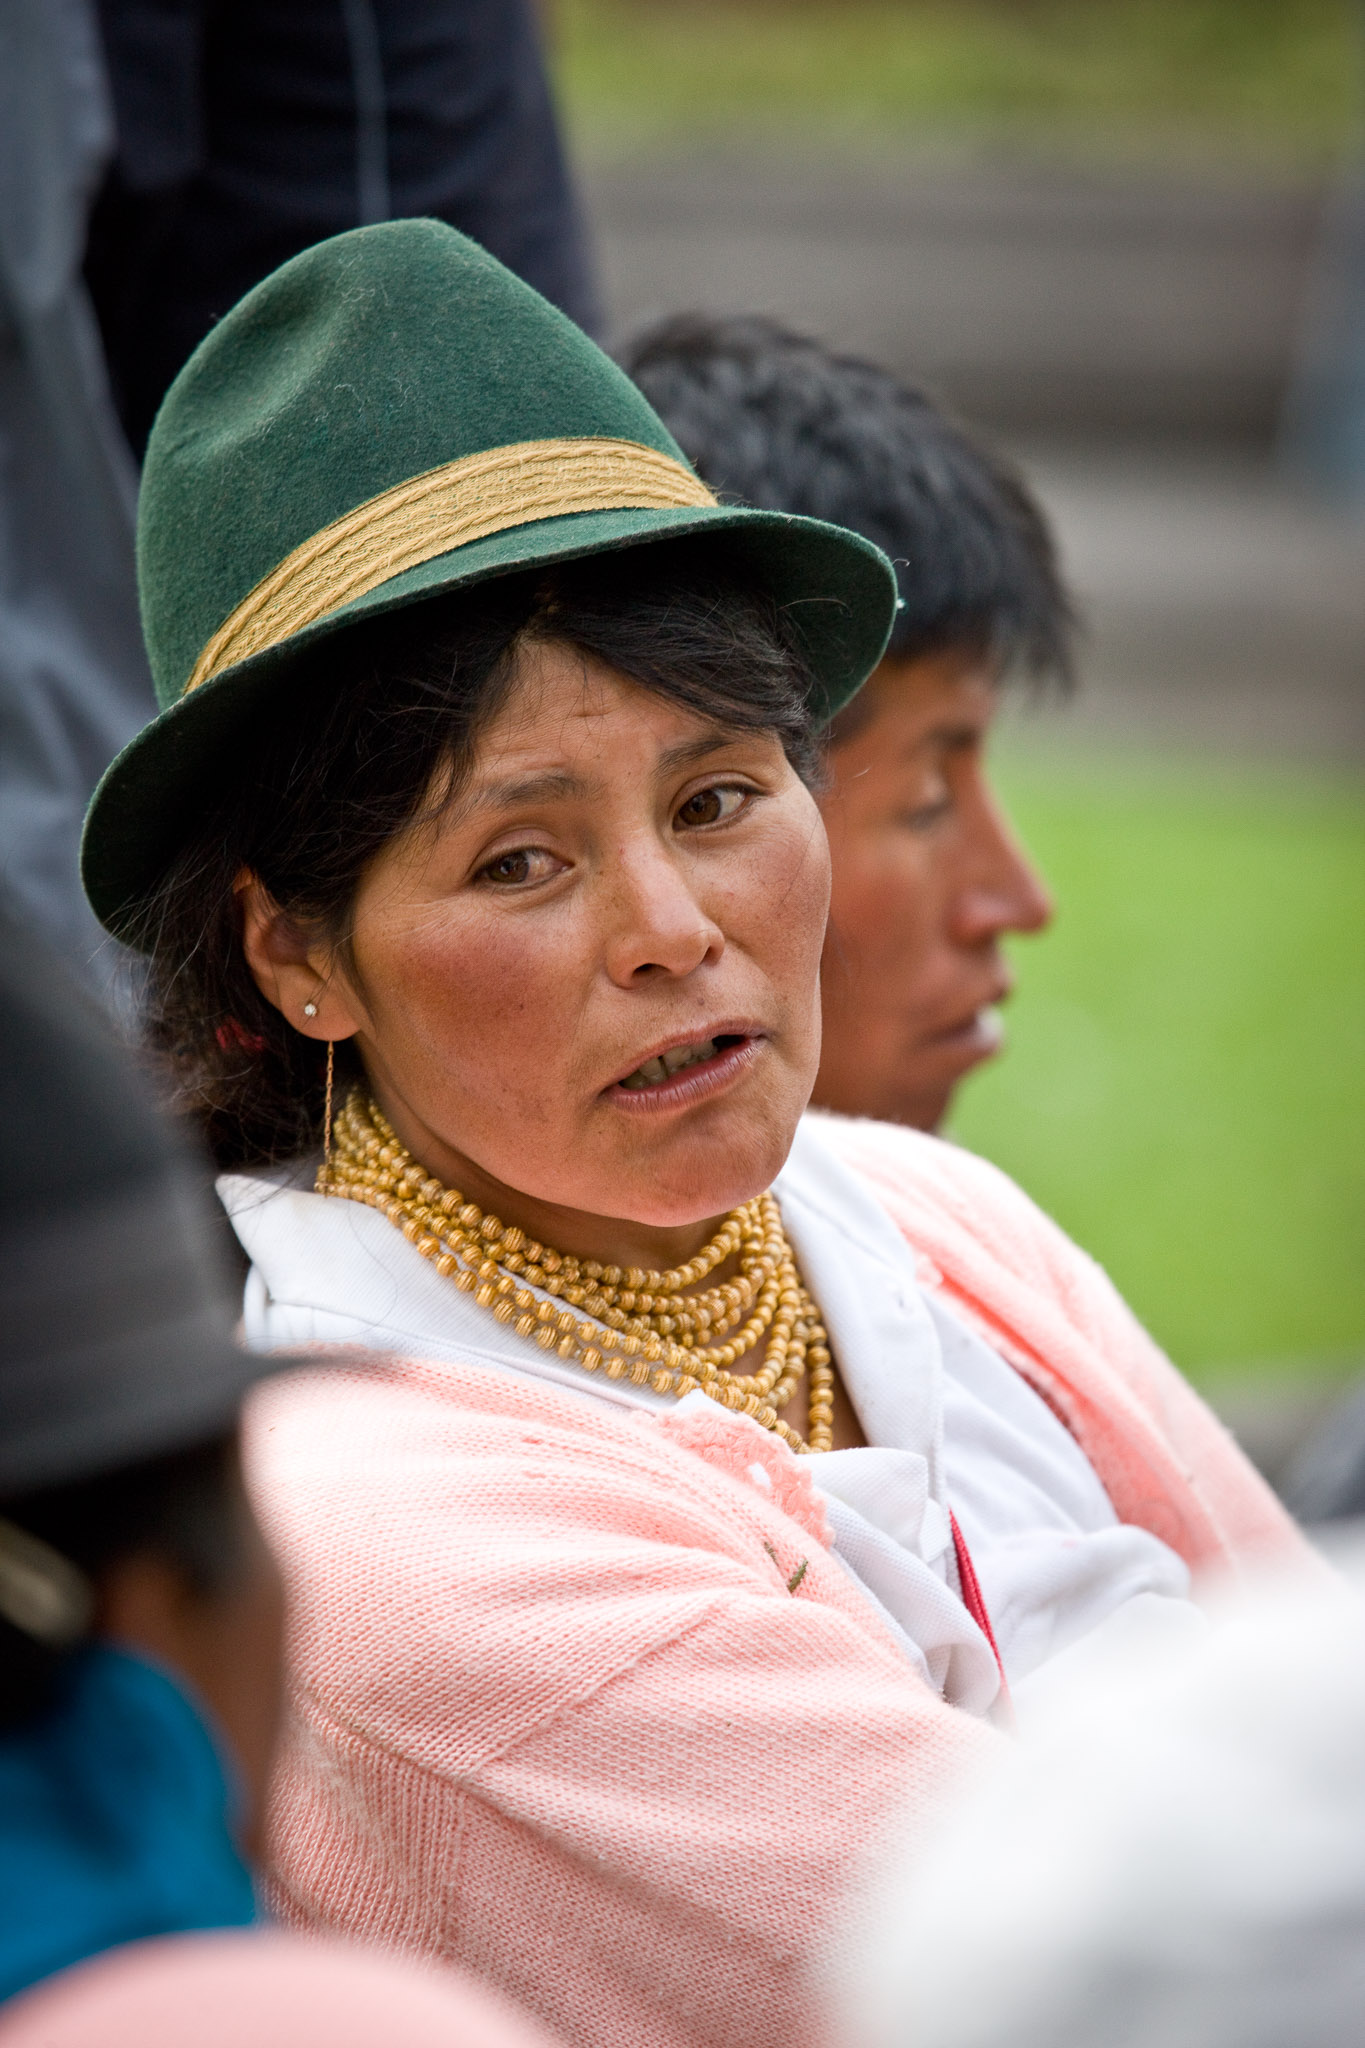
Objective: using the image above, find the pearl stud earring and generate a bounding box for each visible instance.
[303,1000,318,1018]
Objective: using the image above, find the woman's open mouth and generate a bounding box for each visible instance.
[607,1032,758,1109]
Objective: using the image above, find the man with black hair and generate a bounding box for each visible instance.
[621,316,1072,1131]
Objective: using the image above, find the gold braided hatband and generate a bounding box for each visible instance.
[182,437,717,694]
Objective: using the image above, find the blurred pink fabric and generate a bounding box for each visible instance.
[0,1931,560,2046]
[248,1122,1312,2048]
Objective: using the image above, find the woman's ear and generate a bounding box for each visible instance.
[235,871,363,1042]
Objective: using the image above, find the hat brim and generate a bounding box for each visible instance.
[82,501,896,943]
[0,1314,298,1498]
[0,1169,329,1496]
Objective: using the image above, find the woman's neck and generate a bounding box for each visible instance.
[368,1086,734,1272]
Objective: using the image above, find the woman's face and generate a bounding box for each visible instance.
[256,640,830,1259]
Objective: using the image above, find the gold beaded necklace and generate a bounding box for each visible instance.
[319,1092,834,1453]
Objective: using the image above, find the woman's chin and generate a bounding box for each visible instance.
[596,1145,790,1230]
[581,1098,804,1230]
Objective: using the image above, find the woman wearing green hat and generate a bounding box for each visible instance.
[82,221,1311,2048]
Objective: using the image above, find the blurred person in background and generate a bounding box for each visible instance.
[85,0,599,455]
[832,1535,1365,2048]
[0,906,281,2001]
[621,316,1069,1133]
[0,0,595,1005]
[1281,1377,1365,1525]
[0,1,156,1000]
[0,909,566,2048]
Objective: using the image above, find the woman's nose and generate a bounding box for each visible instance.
[602,847,726,986]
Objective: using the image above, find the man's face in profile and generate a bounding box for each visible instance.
[814,647,1053,1131]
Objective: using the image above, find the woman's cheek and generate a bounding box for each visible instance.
[361,913,496,1062]
[758,810,832,968]
[435,912,584,1078]
[708,835,825,1053]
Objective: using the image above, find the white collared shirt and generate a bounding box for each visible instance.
[221,1115,1195,1718]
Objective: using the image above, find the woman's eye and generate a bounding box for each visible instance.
[676,784,750,829]
[475,846,561,886]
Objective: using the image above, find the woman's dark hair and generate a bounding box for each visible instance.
[129,539,821,1173]
[0,1430,245,1730]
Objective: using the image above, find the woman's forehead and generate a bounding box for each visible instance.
[488,637,663,730]
[465,647,767,798]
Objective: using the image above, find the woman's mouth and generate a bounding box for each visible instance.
[607,1033,758,1109]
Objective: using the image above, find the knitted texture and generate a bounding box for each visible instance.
[655,1397,833,1542]
[247,1122,1314,2048]
[249,1359,992,2048]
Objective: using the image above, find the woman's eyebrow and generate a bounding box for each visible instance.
[463,768,588,814]
[657,727,753,773]
[462,729,752,816]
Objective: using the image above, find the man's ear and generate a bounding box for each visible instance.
[235,870,363,1043]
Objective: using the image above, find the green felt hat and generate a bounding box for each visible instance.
[82,219,898,942]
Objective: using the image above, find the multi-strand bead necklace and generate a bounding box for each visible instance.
[320,1092,835,1453]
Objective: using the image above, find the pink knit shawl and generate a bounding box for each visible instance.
[249,1122,1311,2048]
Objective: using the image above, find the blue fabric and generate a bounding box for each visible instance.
[0,1644,256,2004]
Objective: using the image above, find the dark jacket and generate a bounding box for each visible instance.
[86,0,598,452]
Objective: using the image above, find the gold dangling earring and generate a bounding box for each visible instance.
[322,1039,335,1191]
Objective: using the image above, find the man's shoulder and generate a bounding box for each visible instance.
[801,1109,1031,1213]
[798,1109,1099,1316]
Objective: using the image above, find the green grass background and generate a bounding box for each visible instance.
[555,0,1361,167]
[948,745,1365,1389]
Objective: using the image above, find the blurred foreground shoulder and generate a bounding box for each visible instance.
[0,1931,560,2048]
[834,1536,1365,2048]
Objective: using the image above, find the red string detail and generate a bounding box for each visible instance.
[216,1017,267,1055]
[950,1510,1016,1732]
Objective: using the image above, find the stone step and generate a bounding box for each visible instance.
[587,153,1327,440]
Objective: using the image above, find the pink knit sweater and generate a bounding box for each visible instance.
[248,1121,1310,2048]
